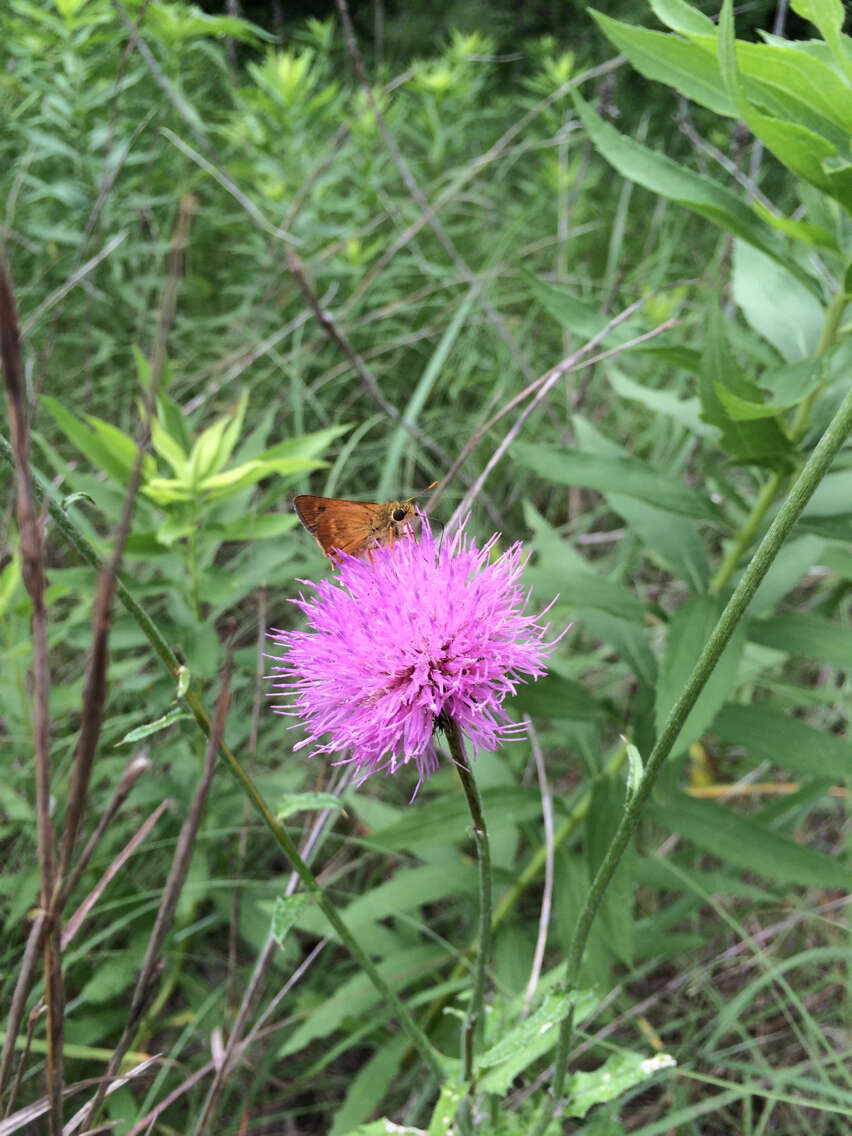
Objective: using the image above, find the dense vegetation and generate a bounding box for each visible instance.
[1,0,850,1133]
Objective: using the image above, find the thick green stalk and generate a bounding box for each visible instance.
[446,719,492,1088]
[531,379,852,1136]
[0,435,445,1083]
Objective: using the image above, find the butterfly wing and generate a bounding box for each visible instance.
[294,495,383,559]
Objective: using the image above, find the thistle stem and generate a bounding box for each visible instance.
[445,718,492,1088]
[531,378,852,1136]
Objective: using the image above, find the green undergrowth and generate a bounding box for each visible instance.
[0,1,849,1133]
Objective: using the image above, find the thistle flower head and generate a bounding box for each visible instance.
[268,517,558,790]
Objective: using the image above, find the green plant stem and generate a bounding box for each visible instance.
[709,470,781,595]
[531,379,852,1136]
[188,502,201,621]
[445,719,492,1088]
[0,435,445,1084]
[709,287,846,596]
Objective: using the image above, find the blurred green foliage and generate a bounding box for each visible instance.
[1,0,850,1132]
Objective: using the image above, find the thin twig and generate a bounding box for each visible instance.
[21,230,129,335]
[227,588,267,1007]
[0,259,61,1130]
[335,0,536,386]
[522,718,554,1018]
[443,309,679,529]
[0,1057,160,1136]
[111,0,209,150]
[62,798,171,952]
[1,918,46,1115]
[59,753,152,909]
[57,195,195,889]
[428,289,686,516]
[195,768,350,1135]
[160,128,298,247]
[78,658,233,1130]
[286,248,462,482]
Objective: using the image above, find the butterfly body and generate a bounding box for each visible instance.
[294,495,417,560]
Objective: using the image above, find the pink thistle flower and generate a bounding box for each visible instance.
[268,517,559,790]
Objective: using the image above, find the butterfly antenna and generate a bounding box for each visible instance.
[405,479,438,503]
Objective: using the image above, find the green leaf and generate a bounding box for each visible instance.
[189,407,238,484]
[145,3,275,44]
[802,469,852,516]
[564,1050,677,1119]
[511,673,606,722]
[749,534,825,614]
[275,792,345,820]
[513,442,719,521]
[790,0,852,87]
[592,11,733,116]
[572,92,816,293]
[142,477,194,504]
[587,776,634,965]
[277,945,445,1058]
[198,457,326,498]
[150,417,190,479]
[83,414,157,481]
[753,199,838,252]
[41,396,144,486]
[718,1,848,203]
[607,495,710,592]
[527,563,643,623]
[426,1082,465,1136]
[525,271,635,344]
[367,787,544,852]
[638,855,774,901]
[156,390,191,452]
[115,707,191,745]
[331,1035,412,1136]
[580,609,658,687]
[735,37,852,139]
[607,369,714,439]
[732,242,825,365]
[699,307,794,468]
[748,612,852,669]
[79,952,141,1005]
[714,359,823,419]
[711,702,852,780]
[648,793,849,888]
[207,513,298,541]
[0,552,22,618]
[258,424,352,463]
[271,893,312,946]
[822,542,852,579]
[648,0,716,38]
[656,595,747,756]
[478,988,598,1094]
